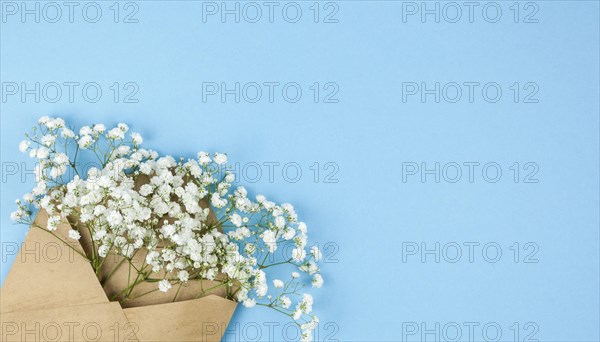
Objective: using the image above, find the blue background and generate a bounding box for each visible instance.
[1,1,599,341]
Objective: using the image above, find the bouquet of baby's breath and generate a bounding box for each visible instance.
[12,116,323,341]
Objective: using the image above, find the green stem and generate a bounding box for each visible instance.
[125,287,160,302]
[172,283,183,302]
[111,270,146,301]
[195,281,229,299]
[100,255,128,286]
[260,258,294,270]
[256,303,293,317]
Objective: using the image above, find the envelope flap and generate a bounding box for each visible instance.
[123,295,238,342]
[1,209,109,314]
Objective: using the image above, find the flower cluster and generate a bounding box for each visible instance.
[12,116,323,341]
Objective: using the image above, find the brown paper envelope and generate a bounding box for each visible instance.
[1,207,237,342]
[1,302,138,342]
[1,210,109,314]
[123,295,237,342]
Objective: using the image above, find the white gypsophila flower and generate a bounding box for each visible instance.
[106,210,123,227]
[301,330,312,342]
[243,298,256,308]
[46,120,60,129]
[36,147,50,159]
[158,279,172,292]
[93,124,106,133]
[310,246,322,262]
[282,228,295,240]
[302,316,319,332]
[68,229,81,240]
[292,248,306,262]
[312,274,323,288]
[262,230,277,253]
[296,293,313,314]
[79,126,92,136]
[295,234,308,249]
[61,128,75,138]
[214,153,227,165]
[298,222,307,235]
[292,272,300,279]
[32,181,46,196]
[139,184,153,196]
[254,270,268,297]
[114,145,130,157]
[107,127,124,140]
[18,140,30,153]
[131,132,143,145]
[273,279,284,288]
[52,118,65,129]
[38,116,51,124]
[274,215,285,229]
[54,153,69,165]
[50,165,67,178]
[47,215,61,231]
[139,163,152,175]
[280,295,292,308]
[10,210,24,221]
[263,200,275,211]
[307,261,319,275]
[300,261,319,275]
[244,243,256,255]
[78,135,93,149]
[230,213,242,227]
[98,245,110,258]
[118,123,129,132]
[23,193,34,203]
[93,229,107,240]
[197,151,211,164]
[211,193,227,208]
[178,270,189,282]
[41,134,56,146]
